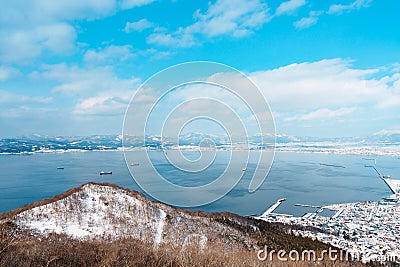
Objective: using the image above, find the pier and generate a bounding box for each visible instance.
[365,165,400,194]
[320,163,345,168]
[382,178,400,195]
[332,209,344,219]
[256,198,287,219]
[362,157,376,164]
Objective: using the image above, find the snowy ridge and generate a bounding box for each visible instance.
[13,183,256,249]
[3,132,400,155]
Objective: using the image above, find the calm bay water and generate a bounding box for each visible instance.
[0,151,398,216]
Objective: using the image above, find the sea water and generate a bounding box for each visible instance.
[0,151,398,216]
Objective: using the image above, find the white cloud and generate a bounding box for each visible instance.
[0,66,21,81]
[188,59,400,122]
[147,32,196,48]
[36,23,77,54]
[49,58,400,130]
[275,0,306,16]
[284,107,357,121]
[39,0,117,20]
[287,0,372,29]
[135,48,174,60]
[191,0,270,37]
[148,0,270,47]
[0,1,116,26]
[149,50,174,60]
[250,59,386,110]
[73,90,132,115]
[166,83,246,112]
[0,0,155,64]
[390,63,400,73]
[119,0,156,9]
[0,23,77,63]
[0,106,57,119]
[0,2,106,63]
[84,45,135,64]
[124,19,154,33]
[328,0,372,14]
[0,90,52,105]
[30,63,141,116]
[33,64,139,97]
[293,16,318,29]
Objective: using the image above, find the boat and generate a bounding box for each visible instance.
[56,167,64,170]
[100,171,112,175]
[242,168,246,171]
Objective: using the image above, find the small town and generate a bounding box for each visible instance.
[258,177,400,263]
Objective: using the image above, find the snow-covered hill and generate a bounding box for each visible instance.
[11,183,257,250]
[0,183,347,266]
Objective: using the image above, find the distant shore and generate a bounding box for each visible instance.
[2,145,400,157]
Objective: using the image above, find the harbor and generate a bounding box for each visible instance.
[253,161,400,263]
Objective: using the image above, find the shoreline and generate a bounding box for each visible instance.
[2,146,400,157]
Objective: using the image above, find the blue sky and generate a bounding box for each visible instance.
[0,0,400,138]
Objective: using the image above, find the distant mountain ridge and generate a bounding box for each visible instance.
[0,135,123,154]
[1,131,399,154]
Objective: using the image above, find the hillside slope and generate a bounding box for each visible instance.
[10,183,257,249]
[0,183,365,266]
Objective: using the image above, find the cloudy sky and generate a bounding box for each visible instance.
[0,0,399,138]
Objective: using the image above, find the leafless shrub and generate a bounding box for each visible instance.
[0,222,370,267]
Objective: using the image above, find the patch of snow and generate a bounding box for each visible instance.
[154,209,166,245]
[199,235,207,249]
[182,234,207,249]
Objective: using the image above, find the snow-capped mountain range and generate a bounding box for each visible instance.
[1,131,399,154]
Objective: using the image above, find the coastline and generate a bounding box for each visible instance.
[258,197,400,263]
[2,146,400,157]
